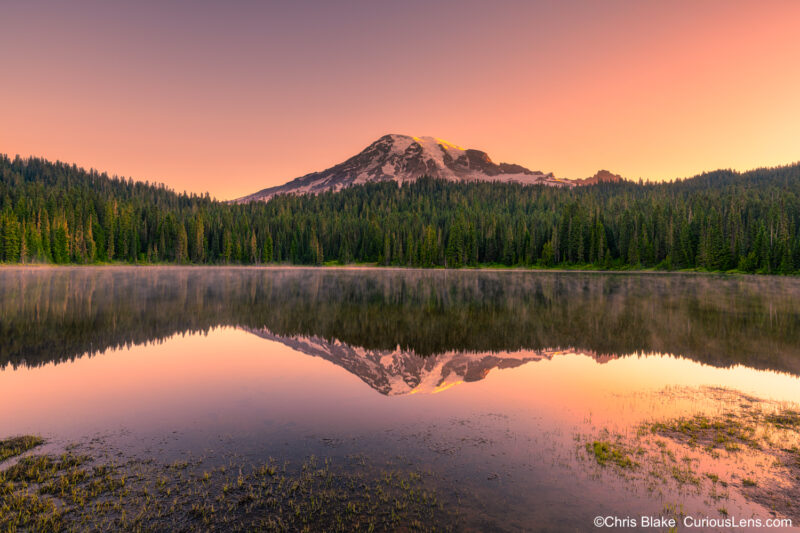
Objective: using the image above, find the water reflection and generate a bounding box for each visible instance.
[3,267,800,530]
[2,267,800,382]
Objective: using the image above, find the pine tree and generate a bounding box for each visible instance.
[192,216,205,262]
[1,211,21,262]
[223,229,233,263]
[540,240,555,266]
[249,230,258,264]
[104,203,115,261]
[176,224,189,263]
[422,225,438,267]
[85,216,96,263]
[262,232,273,263]
[41,211,52,262]
[52,217,69,264]
[19,221,29,263]
[382,232,391,266]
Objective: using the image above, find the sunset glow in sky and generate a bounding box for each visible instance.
[2,0,799,199]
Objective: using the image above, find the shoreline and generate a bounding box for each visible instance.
[0,263,790,277]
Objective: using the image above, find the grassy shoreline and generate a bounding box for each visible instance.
[0,438,455,533]
[0,262,793,277]
[581,396,800,524]
[6,395,798,531]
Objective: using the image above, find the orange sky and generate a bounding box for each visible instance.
[1,0,799,200]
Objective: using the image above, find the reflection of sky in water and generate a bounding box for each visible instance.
[3,327,800,439]
[2,268,800,530]
[3,327,799,529]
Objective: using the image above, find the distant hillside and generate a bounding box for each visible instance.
[1,153,799,273]
[237,134,623,202]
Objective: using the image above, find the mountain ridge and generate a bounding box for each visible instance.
[236,134,623,202]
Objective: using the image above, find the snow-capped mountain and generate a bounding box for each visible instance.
[236,134,622,202]
[244,327,604,395]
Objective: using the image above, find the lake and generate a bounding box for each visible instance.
[1,267,799,531]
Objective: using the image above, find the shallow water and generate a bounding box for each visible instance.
[2,267,800,531]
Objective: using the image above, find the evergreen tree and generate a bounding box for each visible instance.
[176,224,189,263]
[262,232,273,263]
[1,154,799,274]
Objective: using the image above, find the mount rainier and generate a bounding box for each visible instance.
[237,134,622,202]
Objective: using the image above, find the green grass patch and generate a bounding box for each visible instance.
[0,435,44,462]
[0,449,454,532]
[765,411,800,429]
[586,441,635,469]
[646,414,759,451]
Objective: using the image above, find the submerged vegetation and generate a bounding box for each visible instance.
[2,154,800,272]
[0,445,453,532]
[585,441,636,469]
[583,395,800,522]
[0,435,43,462]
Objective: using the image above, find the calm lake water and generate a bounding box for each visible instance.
[2,267,800,531]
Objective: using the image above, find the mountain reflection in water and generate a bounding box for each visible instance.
[2,267,799,388]
[4,267,800,530]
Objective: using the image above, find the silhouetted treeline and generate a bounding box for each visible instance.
[2,154,800,272]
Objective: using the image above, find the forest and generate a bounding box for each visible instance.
[1,153,799,273]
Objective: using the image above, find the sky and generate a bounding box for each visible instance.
[1,0,799,200]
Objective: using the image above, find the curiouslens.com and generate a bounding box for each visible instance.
[593,515,793,529]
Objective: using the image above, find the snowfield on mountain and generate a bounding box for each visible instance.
[236,134,622,202]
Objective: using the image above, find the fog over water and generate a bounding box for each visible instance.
[2,267,800,530]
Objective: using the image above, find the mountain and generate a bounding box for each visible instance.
[236,134,622,202]
[574,169,624,186]
[245,327,607,395]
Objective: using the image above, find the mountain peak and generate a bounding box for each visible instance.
[366,134,471,170]
[576,169,624,185]
[236,135,622,202]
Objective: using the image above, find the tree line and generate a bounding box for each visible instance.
[1,154,800,273]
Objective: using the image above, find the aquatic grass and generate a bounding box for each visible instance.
[670,465,700,486]
[0,451,120,533]
[0,435,44,462]
[585,440,635,469]
[0,446,455,532]
[256,461,278,477]
[596,401,800,523]
[646,413,761,452]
